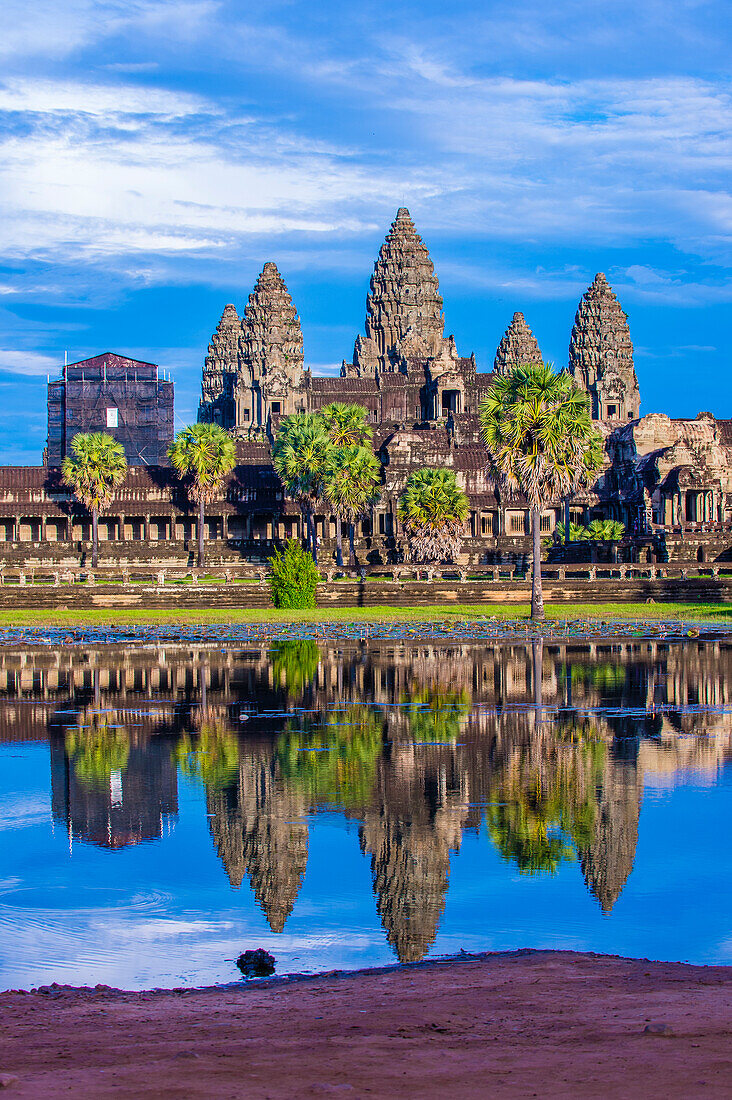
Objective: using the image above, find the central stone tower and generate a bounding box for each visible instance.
[347,208,455,377]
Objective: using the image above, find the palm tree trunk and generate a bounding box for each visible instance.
[531,506,544,621]
[198,497,205,568]
[349,521,356,567]
[91,507,98,569]
[335,513,343,567]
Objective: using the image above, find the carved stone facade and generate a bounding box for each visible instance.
[569,273,640,422]
[200,209,489,436]
[602,411,732,539]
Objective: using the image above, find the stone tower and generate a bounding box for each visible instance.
[199,303,240,428]
[359,814,453,963]
[493,312,543,374]
[579,754,641,913]
[569,273,640,422]
[235,262,305,436]
[349,208,450,377]
[206,756,309,933]
[199,263,305,437]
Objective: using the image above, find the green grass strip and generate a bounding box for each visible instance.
[0,601,730,629]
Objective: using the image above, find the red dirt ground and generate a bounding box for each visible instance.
[0,950,730,1098]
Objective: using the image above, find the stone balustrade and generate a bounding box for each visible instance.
[0,561,729,589]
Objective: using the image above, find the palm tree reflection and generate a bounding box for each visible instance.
[276,705,384,810]
[65,717,130,786]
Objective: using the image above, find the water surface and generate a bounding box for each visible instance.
[0,636,730,989]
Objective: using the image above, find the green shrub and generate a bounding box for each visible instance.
[267,539,319,608]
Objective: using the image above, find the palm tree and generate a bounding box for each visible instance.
[276,411,325,439]
[585,519,625,541]
[272,416,333,563]
[322,444,381,567]
[554,520,590,543]
[479,364,604,621]
[320,403,373,447]
[61,432,128,568]
[397,467,469,563]
[168,423,237,567]
[406,685,471,744]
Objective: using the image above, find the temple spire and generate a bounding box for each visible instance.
[350,208,447,376]
[579,756,642,913]
[199,303,240,426]
[235,261,305,434]
[360,814,454,964]
[568,273,639,421]
[206,758,309,934]
[239,262,304,383]
[493,312,543,375]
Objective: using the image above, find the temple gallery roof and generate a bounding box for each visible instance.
[308,377,378,393]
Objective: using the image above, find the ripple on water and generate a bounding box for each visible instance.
[0,884,172,912]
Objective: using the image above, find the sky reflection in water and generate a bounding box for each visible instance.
[0,637,730,990]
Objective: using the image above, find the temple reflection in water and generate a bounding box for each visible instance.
[0,638,730,963]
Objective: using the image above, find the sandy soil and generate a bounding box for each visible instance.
[0,950,730,1099]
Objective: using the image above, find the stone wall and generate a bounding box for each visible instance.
[2,573,731,610]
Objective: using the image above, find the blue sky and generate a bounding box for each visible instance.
[0,0,729,463]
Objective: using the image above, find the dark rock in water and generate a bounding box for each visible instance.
[236,949,276,978]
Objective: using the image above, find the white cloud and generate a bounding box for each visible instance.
[0,0,220,64]
[0,78,432,262]
[0,66,728,280]
[0,0,106,63]
[0,796,48,829]
[0,2,727,327]
[0,78,205,117]
[0,349,61,376]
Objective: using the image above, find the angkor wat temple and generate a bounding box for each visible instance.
[0,207,730,567]
[199,208,641,434]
